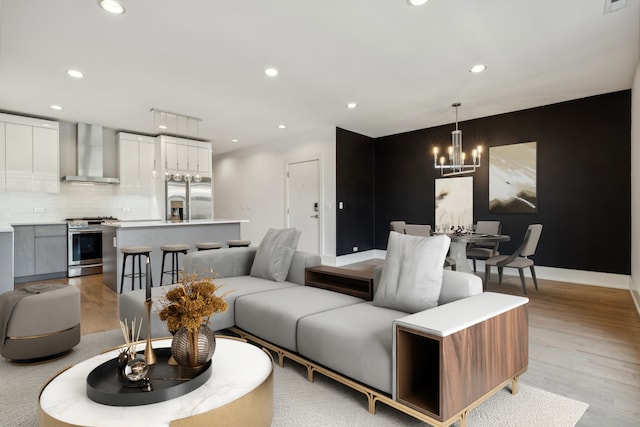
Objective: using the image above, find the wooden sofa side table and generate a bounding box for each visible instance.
[392,292,529,427]
[305,265,374,300]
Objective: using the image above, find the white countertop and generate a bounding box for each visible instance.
[103,219,249,228]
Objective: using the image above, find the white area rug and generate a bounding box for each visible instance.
[0,329,588,426]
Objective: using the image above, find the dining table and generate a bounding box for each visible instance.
[445,233,511,274]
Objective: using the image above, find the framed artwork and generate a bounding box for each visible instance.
[489,141,537,213]
[435,176,473,232]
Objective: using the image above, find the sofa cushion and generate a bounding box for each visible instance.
[250,228,301,282]
[297,302,407,394]
[235,287,363,352]
[183,247,257,278]
[374,231,450,313]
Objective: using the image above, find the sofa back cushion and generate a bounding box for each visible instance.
[373,231,450,313]
[286,250,322,285]
[250,228,301,282]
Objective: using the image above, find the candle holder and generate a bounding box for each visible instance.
[144,299,157,365]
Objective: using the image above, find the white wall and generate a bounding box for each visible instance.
[631,62,640,314]
[213,128,337,258]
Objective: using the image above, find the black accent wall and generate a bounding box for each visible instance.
[336,128,375,255]
[337,90,631,274]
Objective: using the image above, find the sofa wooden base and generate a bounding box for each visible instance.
[228,326,524,427]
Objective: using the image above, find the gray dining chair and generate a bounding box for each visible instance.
[484,224,543,295]
[467,220,502,272]
[404,224,431,237]
[390,221,407,234]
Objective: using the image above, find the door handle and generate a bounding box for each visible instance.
[310,214,319,218]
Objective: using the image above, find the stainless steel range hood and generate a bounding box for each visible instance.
[62,123,120,184]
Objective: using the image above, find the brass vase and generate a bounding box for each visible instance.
[170,325,216,368]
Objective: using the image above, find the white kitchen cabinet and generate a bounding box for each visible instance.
[33,127,59,193]
[162,136,210,179]
[188,141,211,178]
[5,123,33,192]
[117,132,157,196]
[0,113,59,193]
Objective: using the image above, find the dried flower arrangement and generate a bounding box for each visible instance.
[157,272,230,333]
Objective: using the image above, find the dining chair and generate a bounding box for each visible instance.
[484,224,543,295]
[390,221,407,234]
[404,224,431,237]
[467,220,502,272]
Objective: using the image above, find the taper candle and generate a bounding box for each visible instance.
[145,257,151,300]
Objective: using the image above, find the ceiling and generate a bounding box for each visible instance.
[1,0,638,154]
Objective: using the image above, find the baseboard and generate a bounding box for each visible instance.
[630,277,640,316]
[323,250,384,266]
[332,251,631,290]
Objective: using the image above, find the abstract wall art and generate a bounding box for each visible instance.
[489,141,537,213]
[435,176,473,232]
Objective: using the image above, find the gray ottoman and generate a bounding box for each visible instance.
[1,284,81,361]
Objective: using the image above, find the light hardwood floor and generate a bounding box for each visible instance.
[25,269,640,426]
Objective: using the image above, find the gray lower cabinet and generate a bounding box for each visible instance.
[13,226,35,277]
[14,224,67,283]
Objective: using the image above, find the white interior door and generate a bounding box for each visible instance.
[287,159,320,255]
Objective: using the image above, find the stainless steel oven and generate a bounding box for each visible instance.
[67,217,117,277]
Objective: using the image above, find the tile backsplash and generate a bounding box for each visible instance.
[0,183,161,223]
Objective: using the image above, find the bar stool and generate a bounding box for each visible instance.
[160,244,190,285]
[195,242,223,251]
[120,246,152,293]
[227,239,251,248]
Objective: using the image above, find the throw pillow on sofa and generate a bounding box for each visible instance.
[250,228,301,282]
[373,231,451,313]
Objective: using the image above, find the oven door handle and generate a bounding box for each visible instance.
[68,228,102,234]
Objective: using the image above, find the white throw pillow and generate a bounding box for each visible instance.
[373,231,450,313]
[250,228,301,282]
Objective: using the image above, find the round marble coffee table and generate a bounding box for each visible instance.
[38,337,273,426]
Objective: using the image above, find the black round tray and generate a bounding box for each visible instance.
[86,348,212,406]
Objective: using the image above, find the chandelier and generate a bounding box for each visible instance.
[433,103,482,176]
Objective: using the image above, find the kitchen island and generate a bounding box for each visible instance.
[102,219,248,293]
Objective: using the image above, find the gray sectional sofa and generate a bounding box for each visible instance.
[119,242,528,426]
[120,245,482,393]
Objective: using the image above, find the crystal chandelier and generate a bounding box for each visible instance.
[433,103,482,176]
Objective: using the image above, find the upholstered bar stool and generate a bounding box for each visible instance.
[227,239,251,248]
[160,244,190,285]
[195,242,223,251]
[120,246,152,293]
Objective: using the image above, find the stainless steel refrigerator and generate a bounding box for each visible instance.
[165,177,213,221]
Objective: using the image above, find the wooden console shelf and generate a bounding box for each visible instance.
[394,293,529,425]
[305,266,373,300]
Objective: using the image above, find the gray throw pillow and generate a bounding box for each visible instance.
[250,228,301,282]
[373,231,450,313]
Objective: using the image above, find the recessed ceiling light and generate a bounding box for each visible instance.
[407,0,429,6]
[99,0,125,14]
[66,69,84,79]
[158,124,167,130]
[50,105,63,111]
[278,124,286,129]
[346,102,358,109]
[264,68,279,77]
[231,139,239,143]
[469,64,487,73]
